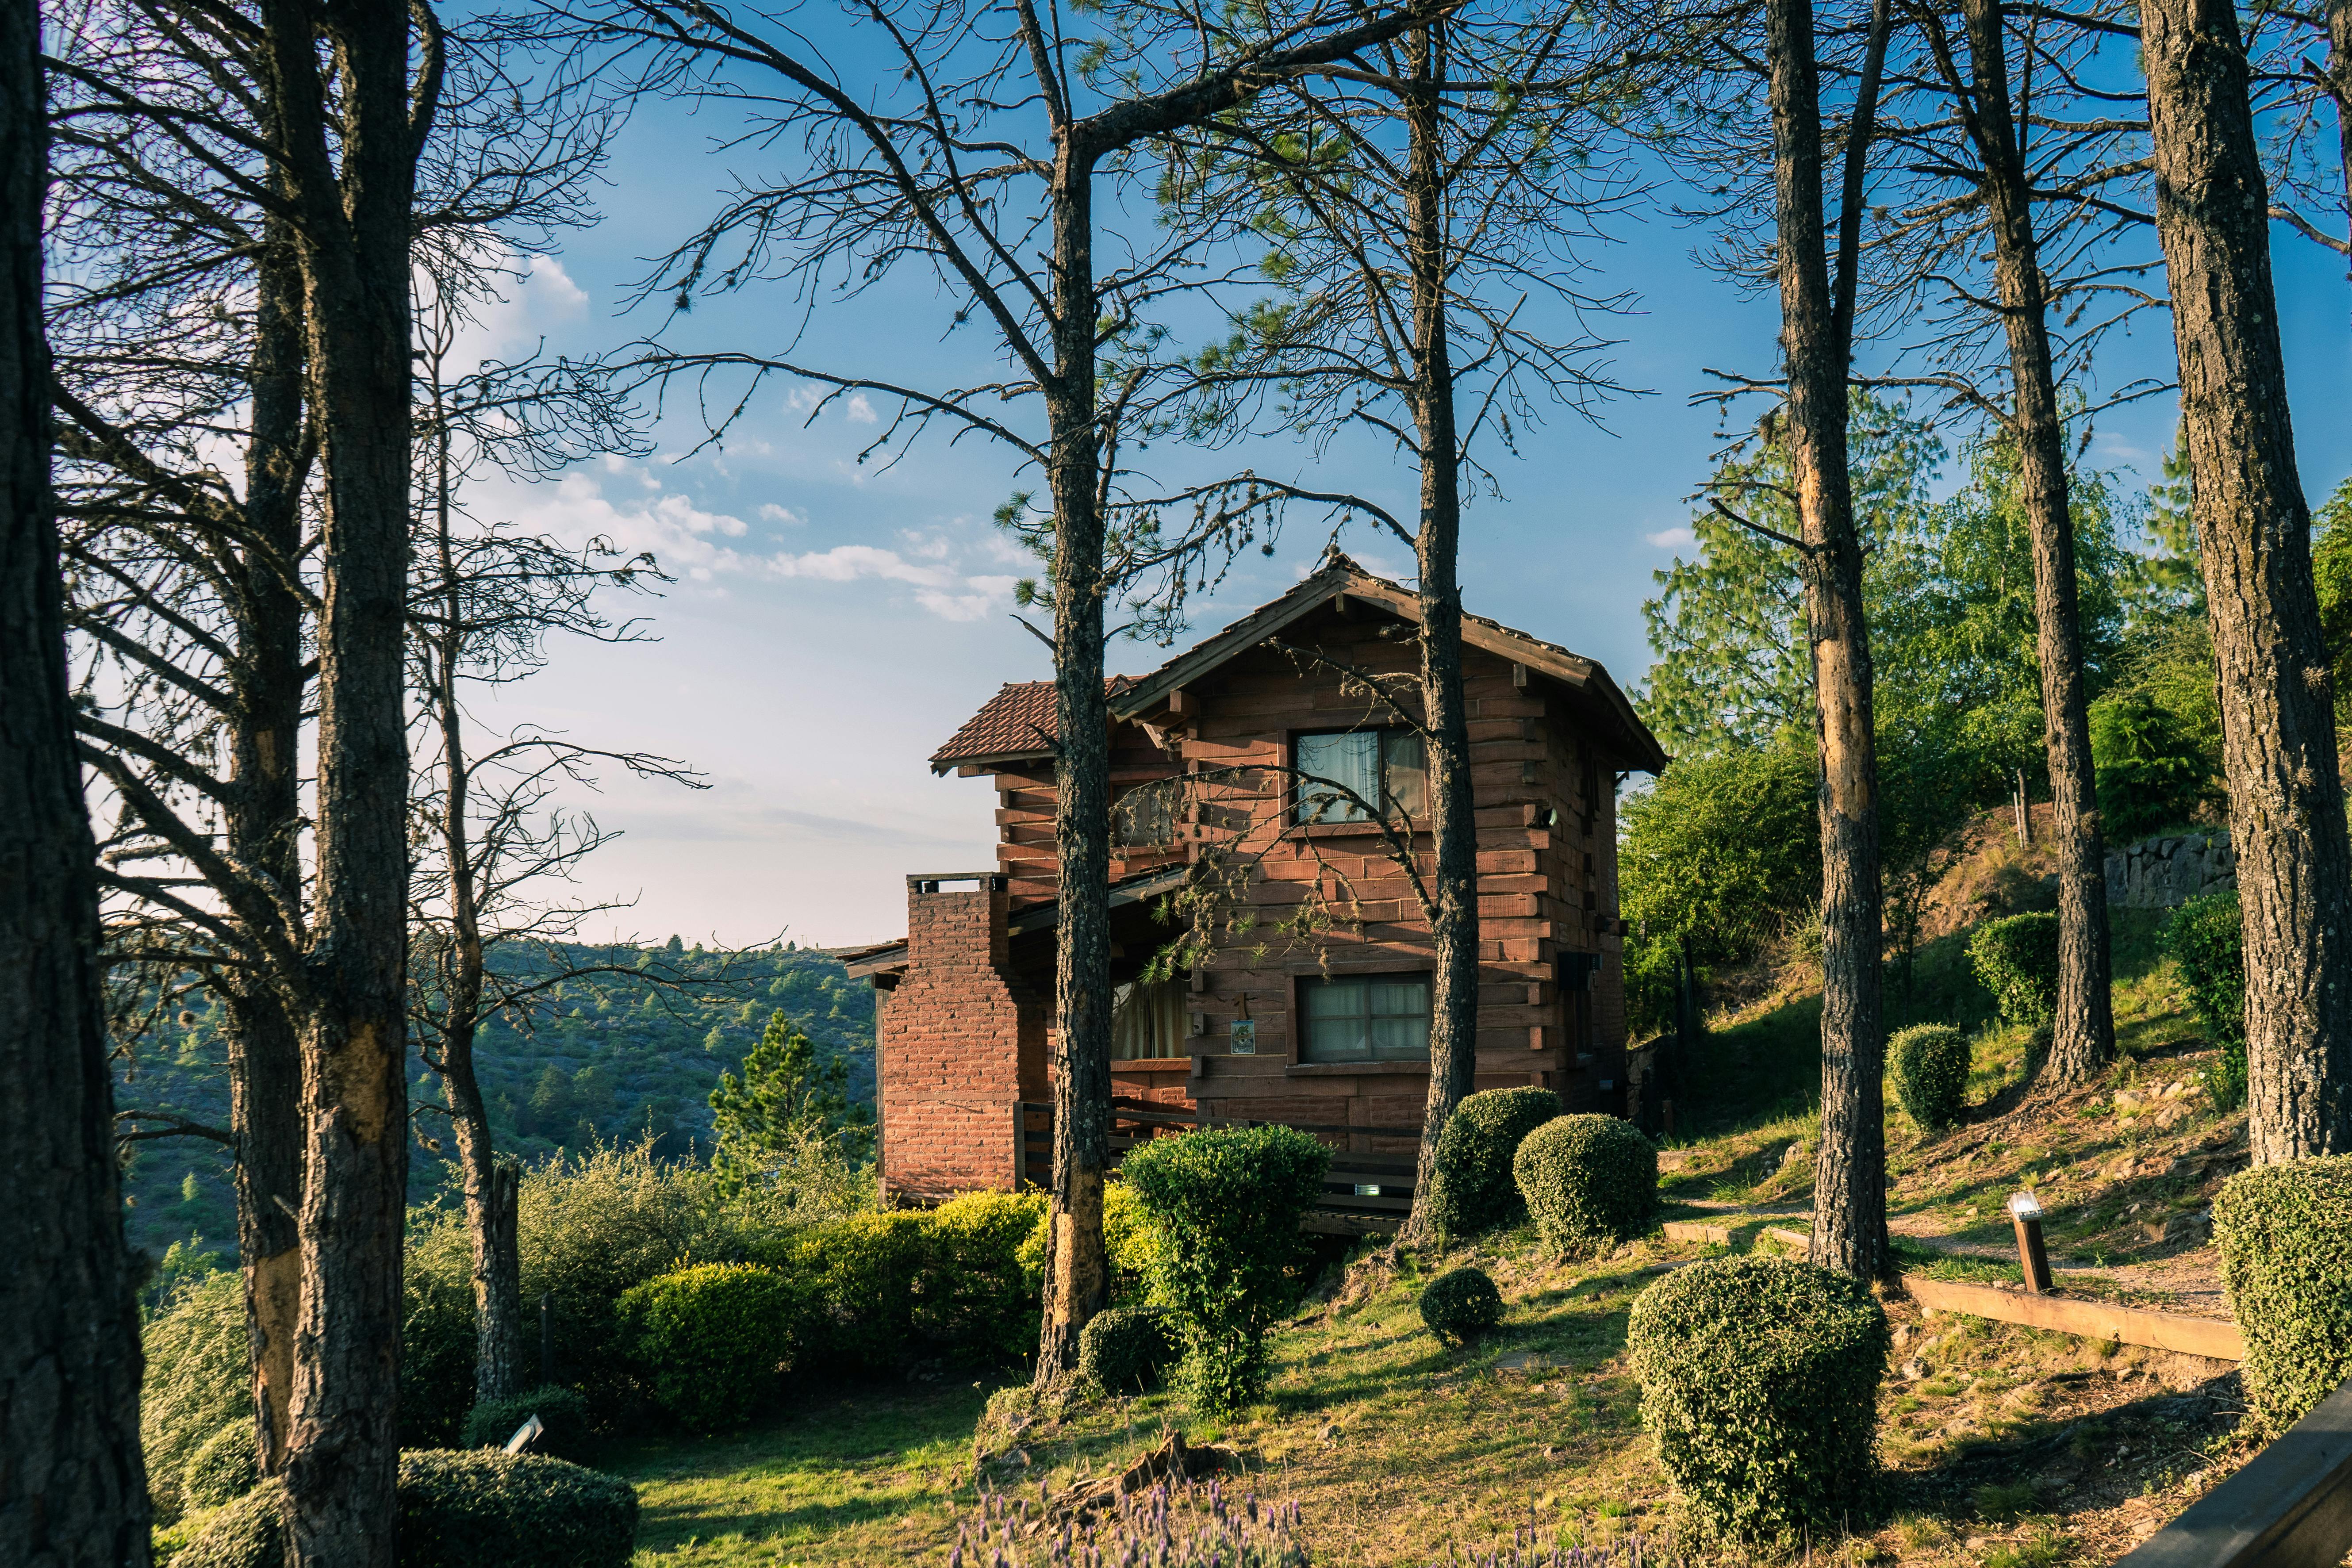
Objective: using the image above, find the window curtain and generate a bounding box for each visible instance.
[1296,731,1380,822]
[1111,976,1187,1060]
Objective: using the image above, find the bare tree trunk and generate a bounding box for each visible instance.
[2334,0,2352,264]
[1956,0,2115,1085]
[2145,0,2352,1162]
[1034,143,1114,1383]
[1766,0,1888,1281]
[0,0,152,1549]
[1399,19,1482,1246]
[228,211,311,1479]
[264,1,434,1558]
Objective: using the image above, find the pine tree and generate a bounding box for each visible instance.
[708,1013,874,1192]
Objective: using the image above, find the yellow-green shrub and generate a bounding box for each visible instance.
[758,1212,928,1375]
[614,1263,806,1431]
[2214,1154,2352,1431]
[917,1190,1047,1361]
[1512,1114,1656,1253]
[141,1269,251,1524]
[1430,1088,1563,1234]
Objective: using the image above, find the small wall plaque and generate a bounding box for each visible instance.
[1229,1019,1257,1055]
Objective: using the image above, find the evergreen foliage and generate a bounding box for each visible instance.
[1077,1306,1181,1393]
[1417,1267,1505,1345]
[1119,1125,1331,1413]
[616,1263,807,1432]
[1429,1087,1563,1234]
[1512,1114,1656,1254]
[1627,1256,1889,1551]
[2165,889,2248,1109]
[2213,1156,2352,1432]
[708,1011,873,1196]
[1967,913,2061,1027]
[1888,1024,1972,1132]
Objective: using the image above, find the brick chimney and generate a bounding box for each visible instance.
[876,873,1047,1200]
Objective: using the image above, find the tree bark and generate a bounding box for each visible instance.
[1765,0,1888,1281]
[1956,0,2116,1085]
[227,208,311,1479]
[1398,19,1483,1247]
[2145,0,2352,1161]
[0,0,153,1550]
[262,0,433,1559]
[1034,139,1113,1383]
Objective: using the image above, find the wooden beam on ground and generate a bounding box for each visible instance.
[1902,1275,2243,1361]
[2116,1377,2352,1568]
[1662,1220,1731,1245]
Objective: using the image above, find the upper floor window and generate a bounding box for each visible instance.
[1116,783,1178,847]
[1294,728,1427,825]
[1299,972,1432,1063]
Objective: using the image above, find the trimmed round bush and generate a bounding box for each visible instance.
[169,1455,637,1568]
[1627,1256,1889,1552]
[1418,1267,1504,1345]
[1968,912,2060,1027]
[614,1262,805,1432]
[461,1385,593,1462]
[182,1420,259,1511]
[1888,1024,1971,1132]
[1078,1306,1180,1393]
[2214,1155,2352,1432]
[1513,1114,1657,1254]
[1430,1087,1563,1234]
[2166,889,2248,1108]
[1119,1124,1331,1413]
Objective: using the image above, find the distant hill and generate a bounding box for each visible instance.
[113,939,875,1269]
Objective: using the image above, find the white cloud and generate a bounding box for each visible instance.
[758,503,804,525]
[1644,525,1696,549]
[846,393,878,424]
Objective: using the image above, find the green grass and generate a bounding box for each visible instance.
[614,1383,987,1565]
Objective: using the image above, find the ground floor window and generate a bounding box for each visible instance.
[1112,975,1187,1059]
[1299,973,1431,1063]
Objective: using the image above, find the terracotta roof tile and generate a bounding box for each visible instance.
[932,677,1132,769]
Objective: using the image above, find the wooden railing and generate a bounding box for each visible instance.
[1012,1098,1418,1234]
[2117,1375,2352,1567]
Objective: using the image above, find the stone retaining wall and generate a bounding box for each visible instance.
[2104,828,2234,909]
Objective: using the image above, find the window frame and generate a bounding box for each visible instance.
[1293,969,1435,1066]
[1287,725,1428,828]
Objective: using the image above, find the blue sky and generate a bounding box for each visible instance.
[461,50,2352,949]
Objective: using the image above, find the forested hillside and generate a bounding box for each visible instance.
[113,940,875,1270]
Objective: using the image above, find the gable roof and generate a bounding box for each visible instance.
[930,677,1134,773]
[1110,552,1669,773]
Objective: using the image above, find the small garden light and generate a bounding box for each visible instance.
[2008,1190,2053,1294]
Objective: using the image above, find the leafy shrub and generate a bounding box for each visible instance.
[1078,1306,1180,1393]
[2090,690,2219,842]
[615,1263,806,1431]
[170,1454,638,1568]
[1888,1024,1971,1131]
[1120,1125,1331,1413]
[1627,1255,1889,1552]
[917,1190,1047,1362]
[2165,890,2247,1109]
[398,1450,639,1568]
[952,1483,1307,1567]
[401,1217,480,1449]
[1512,1114,1656,1254]
[2213,1155,2352,1432]
[1429,1087,1563,1234]
[141,1268,253,1524]
[1968,913,2060,1027]
[1101,1178,1171,1298]
[461,1385,593,1462]
[181,1420,259,1512]
[1418,1268,1504,1345]
[755,1211,928,1376]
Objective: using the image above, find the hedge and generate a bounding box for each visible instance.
[181,1421,259,1512]
[1968,913,2060,1028]
[615,1263,806,1431]
[915,1190,1048,1362]
[1120,1125,1331,1412]
[1888,1024,1971,1132]
[1419,1268,1504,1346]
[1078,1306,1180,1393]
[2165,890,2248,1109]
[1627,1256,1889,1551]
[1513,1114,1656,1254]
[751,1212,929,1376]
[2213,1155,2352,1432]
[1429,1087,1563,1235]
[170,1453,637,1568]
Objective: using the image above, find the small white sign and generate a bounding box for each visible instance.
[1230,1019,1257,1055]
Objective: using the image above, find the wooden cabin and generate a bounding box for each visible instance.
[843,554,1668,1206]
